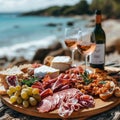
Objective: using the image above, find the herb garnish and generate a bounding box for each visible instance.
[99,81,106,85]
[21,77,39,86]
[81,71,93,85]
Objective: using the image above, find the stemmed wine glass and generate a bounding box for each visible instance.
[64,27,81,66]
[77,30,96,72]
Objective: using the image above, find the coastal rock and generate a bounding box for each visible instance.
[48,48,82,61]
[0,60,7,66]
[0,56,8,62]
[115,39,120,54]
[32,49,51,63]
[9,57,30,67]
[63,49,71,56]
[0,56,8,69]
[47,48,71,59]
[106,38,120,55]
[74,50,82,61]
[48,49,64,56]
[32,41,63,63]
[85,22,95,27]
[106,45,116,55]
[67,21,74,26]
[64,49,82,61]
[49,41,63,50]
[46,23,62,27]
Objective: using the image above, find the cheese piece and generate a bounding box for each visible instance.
[51,56,72,71]
[34,65,59,78]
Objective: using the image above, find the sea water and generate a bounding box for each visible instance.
[0,14,88,60]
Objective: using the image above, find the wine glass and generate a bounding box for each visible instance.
[64,27,81,66]
[77,30,96,72]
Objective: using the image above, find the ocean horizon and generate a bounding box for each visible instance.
[0,14,89,60]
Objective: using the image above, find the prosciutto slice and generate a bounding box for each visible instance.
[37,88,95,118]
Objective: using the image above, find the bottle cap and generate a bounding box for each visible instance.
[95,10,101,15]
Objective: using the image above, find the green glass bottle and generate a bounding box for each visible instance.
[90,10,106,70]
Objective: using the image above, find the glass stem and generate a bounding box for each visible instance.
[85,55,88,70]
[72,49,75,66]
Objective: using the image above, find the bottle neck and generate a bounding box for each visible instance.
[96,15,102,27]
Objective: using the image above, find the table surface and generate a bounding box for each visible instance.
[0,63,120,120]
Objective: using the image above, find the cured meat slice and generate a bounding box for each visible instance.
[42,75,57,89]
[46,94,60,111]
[58,102,74,118]
[37,88,95,118]
[79,95,95,107]
[37,99,52,113]
[51,78,70,92]
[58,84,70,91]
[53,94,60,106]
[40,88,53,99]
[37,88,79,113]
[58,89,94,118]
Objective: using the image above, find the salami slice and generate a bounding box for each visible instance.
[37,88,95,118]
[37,99,52,113]
[46,94,60,111]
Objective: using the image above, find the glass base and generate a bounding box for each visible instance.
[85,69,93,74]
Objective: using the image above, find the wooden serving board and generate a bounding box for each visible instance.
[1,95,120,119]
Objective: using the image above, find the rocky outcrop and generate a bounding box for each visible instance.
[9,57,30,67]
[106,38,120,55]
[32,41,63,63]
[67,21,74,26]
[32,48,51,63]
[49,41,63,50]
[45,23,62,27]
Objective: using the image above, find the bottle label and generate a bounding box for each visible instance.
[90,44,105,64]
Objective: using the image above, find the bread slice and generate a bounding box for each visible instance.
[99,81,115,100]
[114,87,120,97]
[44,56,54,66]
[19,64,32,73]
[0,84,6,95]
[0,66,23,89]
[34,65,59,78]
[50,56,72,71]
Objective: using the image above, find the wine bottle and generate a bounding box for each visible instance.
[90,10,106,70]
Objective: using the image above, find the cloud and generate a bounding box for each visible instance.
[0,0,80,13]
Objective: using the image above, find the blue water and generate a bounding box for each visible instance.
[0,14,89,59]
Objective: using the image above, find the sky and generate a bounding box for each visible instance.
[0,0,92,13]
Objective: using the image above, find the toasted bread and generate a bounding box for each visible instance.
[44,56,54,66]
[114,87,120,97]
[99,81,115,100]
[19,64,32,73]
[0,66,23,89]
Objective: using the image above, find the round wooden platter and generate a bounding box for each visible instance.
[0,66,120,119]
[1,95,120,119]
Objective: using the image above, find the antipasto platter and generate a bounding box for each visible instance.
[0,56,120,119]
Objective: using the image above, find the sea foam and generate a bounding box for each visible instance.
[0,35,57,60]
